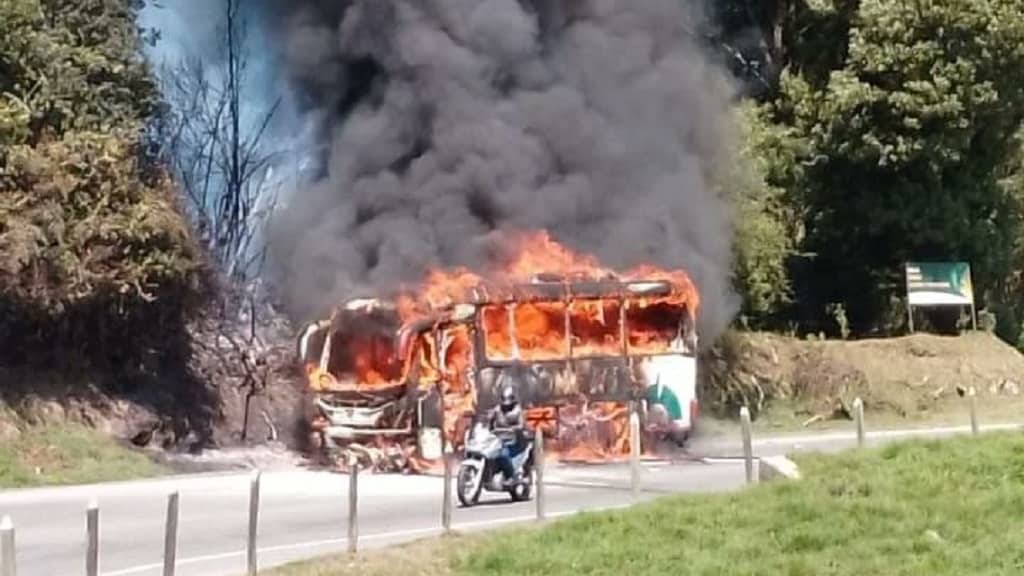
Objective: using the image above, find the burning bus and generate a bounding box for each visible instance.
[296,235,700,472]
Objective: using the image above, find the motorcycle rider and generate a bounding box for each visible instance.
[488,385,525,486]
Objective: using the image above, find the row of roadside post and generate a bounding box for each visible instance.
[738,388,984,485]
[0,390,986,574]
[0,470,263,576]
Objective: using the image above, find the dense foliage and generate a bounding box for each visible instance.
[723,0,1024,341]
[728,103,798,325]
[0,0,201,368]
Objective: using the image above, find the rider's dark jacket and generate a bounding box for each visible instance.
[488,404,524,442]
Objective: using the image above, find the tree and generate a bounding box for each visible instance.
[0,0,160,141]
[763,0,1024,333]
[0,0,201,367]
[729,103,800,324]
[992,128,1024,348]
[142,0,297,442]
[708,0,859,98]
[148,0,282,283]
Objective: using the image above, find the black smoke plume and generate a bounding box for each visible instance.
[265,0,740,339]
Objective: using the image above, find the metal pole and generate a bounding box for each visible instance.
[853,398,865,448]
[442,451,452,534]
[347,464,359,554]
[0,516,15,576]
[740,406,754,484]
[905,263,915,333]
[163,492,179,576]
[629,409,641,499]
[86,499,99,576]
[247,470,261,576]
[535,429,545,521]
[969,387,979,435]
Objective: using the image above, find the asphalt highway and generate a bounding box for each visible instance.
[0,461,746,576]
[1,421,1019,576]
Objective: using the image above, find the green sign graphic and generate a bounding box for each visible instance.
[905,262,974,306]
[646,383,682,420]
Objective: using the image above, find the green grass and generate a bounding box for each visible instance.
[268,432,1024,576]
[0,424,165,489]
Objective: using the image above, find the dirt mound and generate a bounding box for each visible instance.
[702,331,1024,423]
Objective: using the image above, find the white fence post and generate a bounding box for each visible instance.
[969,387,979,435]
[347,464,359,554]
[86,499,99,576]
[441,451,452,534]
[163,492,179,576]
[535,429,545,521]
[853,397,865,447]
[626,405,643,496]
[629,409,641,499]
[740,406,754,484]
[0,516,15,576]
[247,470,261,576]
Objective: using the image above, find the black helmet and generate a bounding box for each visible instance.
[500,386,518,411]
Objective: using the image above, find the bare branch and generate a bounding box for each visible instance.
[153,0,289,285]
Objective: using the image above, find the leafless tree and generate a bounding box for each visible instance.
[153,0,282,283]
[146,0,294,443]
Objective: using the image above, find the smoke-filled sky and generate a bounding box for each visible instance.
[147,0,742,339]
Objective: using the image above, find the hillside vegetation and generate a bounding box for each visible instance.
[0,0,202,371]
[723,0,1024,342]
[269,432,1024,576]
[0,0,303,464]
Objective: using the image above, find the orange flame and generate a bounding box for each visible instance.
[305,230,699,471]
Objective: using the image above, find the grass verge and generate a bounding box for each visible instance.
[268,432,1024,576]
[0,424,165,489]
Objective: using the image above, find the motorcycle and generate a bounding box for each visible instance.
[456,421,535,507]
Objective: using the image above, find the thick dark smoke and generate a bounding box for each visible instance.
[266,0,741,339]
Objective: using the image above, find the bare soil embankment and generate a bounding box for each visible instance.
[701,331,1024,431]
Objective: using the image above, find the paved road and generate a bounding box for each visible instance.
[1,420,1019,576]
[0,460,747,576]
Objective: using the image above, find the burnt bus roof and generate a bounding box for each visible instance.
[304,275,694,375]
[313,274,688,339]
[458,274,679,305]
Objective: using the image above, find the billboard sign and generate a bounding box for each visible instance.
[905,262,974,306]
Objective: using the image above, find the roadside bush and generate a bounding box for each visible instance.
[0,0,204,370]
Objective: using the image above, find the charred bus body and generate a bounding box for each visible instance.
[296,274,699,471]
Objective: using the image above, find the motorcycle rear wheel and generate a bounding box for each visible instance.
[508,469,532,502]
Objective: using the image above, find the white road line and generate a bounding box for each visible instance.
[750,422,1023,447]
[699,457,757,464]
[102,504,633,576]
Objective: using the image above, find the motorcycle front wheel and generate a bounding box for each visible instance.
[457,461,484,507]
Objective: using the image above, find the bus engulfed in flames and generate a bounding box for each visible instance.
[296,233,700,472]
